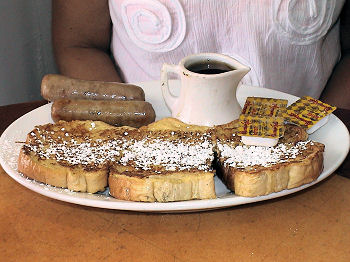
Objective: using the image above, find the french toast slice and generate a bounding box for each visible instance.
[18,150,109,193]
[17,117,324,201]
[215,122,324,197]
[108,129,216,202]
[18,120,129,193]
[140,117,212,132]
[109,169,215,202]
[18,119,217,200]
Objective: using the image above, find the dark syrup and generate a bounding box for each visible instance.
[186,61,235,75]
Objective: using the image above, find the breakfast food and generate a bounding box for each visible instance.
[17,119,216,201]
[51,99,156,128]
[108,128,216,202]
[41,74,156,128]
[238,115,285,147]
[16,72,331,202]
[17,120,120,193]
[215,123,324,197]
[214,95,324,197]
[41,74,145,101]
[17,116,325,201]
[284,96,336,134]
[110,117,216,202]
[239,97,288,147]
[140,117,211,132]
[108,117,215,202]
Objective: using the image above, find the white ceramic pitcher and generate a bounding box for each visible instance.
[161,53,250,126]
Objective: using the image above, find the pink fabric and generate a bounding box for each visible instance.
[109,0,345,98]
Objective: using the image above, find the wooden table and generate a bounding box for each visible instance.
[1,101,350,262]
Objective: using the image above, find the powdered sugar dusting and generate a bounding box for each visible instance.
[23,127,215,172]
[0,129,26,170]
[120,135,214,171]
[25,139,123,167]
[218,141,313,168]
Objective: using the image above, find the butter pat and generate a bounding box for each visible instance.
[238,115,285,147]
[241,136,279,147]
[306,114,330,134]
[284,96,336,134]
[239,97,287,147]
[242,97,288,117]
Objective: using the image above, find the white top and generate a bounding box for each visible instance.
[109,0,345,98]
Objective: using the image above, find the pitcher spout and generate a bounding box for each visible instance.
[225,64,250,86]
[232,66,250,82]
[223,55,250,82]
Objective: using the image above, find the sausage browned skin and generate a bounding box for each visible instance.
[41,74,145,102]
[52,99,156,128]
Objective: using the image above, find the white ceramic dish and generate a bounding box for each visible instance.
[0,81,349,212]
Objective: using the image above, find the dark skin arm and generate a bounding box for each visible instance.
[52,0,122,82]
[320,53,350,110]
[320,1,350,110]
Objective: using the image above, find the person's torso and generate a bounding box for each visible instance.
[109,0,345,98]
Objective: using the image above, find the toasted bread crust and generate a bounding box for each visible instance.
[18,149,108,193]
[18,118,324,201]
[217,142,324,197]
[108,171,216,202]
[141,117,212,132]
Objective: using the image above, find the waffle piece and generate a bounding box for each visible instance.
[215,122,324,197]
[108,129,216,202]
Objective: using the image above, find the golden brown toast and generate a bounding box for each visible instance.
[18,117,323,201]
[216,141,324,197]
[109,169,215,202]
[18,119,216,201]
[108,128,216,202]
[140,117,212,132]
[215,120,323,197]
[18,120,130,193]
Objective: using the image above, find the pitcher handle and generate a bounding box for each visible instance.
[161,63,180,111]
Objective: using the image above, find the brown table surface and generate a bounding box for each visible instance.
[1,101,350,262]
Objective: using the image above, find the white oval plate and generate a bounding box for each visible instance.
[0,81,349,212]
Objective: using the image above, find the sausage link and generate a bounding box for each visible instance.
[51,99,156,128]
[41,74,145,101]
